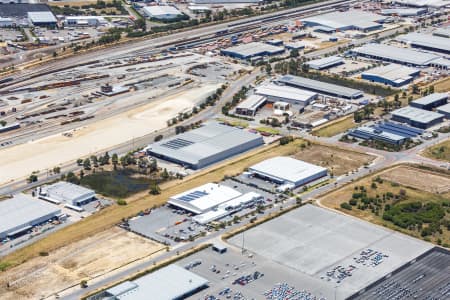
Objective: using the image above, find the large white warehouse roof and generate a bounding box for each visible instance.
[0,194,61,239]
[105,264,209,300]
[168,183,241,214]
[249,157,327,187]
[255,83,317,104]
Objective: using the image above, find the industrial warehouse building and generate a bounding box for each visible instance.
[39,181,96,206]
[235,94,266,116]
[249,156,327,190]
[0,194,61,239]
[391,106,444,129]
[192,191,263,224]
[433,27,450,38]
[352,43,442,67]
[220,42,284,59]
[28,11,57,27]
[168,183,241,214]
[380,8,427,16]
[437,103,450,118]
[349,122,423,145]
[278,75,363,99]
[306,56,344,70]
[64,16,107,27]
[410,93,448,110]
[390,0,449,8]
[301,11,386,32]
[102,265,209,300]
[397,33,450,55]
[361,64,420,87]
[146,122,264,169]
[192,0,261,3]
[142,6,183,20]
[254,83,317,106]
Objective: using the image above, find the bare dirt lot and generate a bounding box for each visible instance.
[293,143,374,176]
[380,165,450,194]
[0,84,219,185]
[0,227,165,300]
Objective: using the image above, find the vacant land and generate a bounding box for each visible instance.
[312,115,358,137]
[423,138,450,162]
[380,166,450,194]
[293,143,374,176]
[320,165,450,247]
[433,76,450,93]
[0,227,165,300]
[0,139,373,270]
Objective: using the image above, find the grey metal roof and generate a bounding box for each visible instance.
[352,43,441,66]
[301,10,385,30]
[352,126,406,142]
[362,64,419,83]
[433,27,450,38]
[147,122,263,166]
[307,56,344,69]
[392,106,444,123]
[255,83,317,103]
[380,8,426,16]
[278,75,363,99]
[106,264,208,300]
[437,103,450,114]
[27,11,57,23]
[411,93,448,106]
[223,42,284,57]
[45,181,95,202]
[391,0,449,8]
[236,94,266,110]
[397,32,450,53]
[0,194,61,237]
[249,156,327,184]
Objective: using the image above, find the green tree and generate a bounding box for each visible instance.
[83,158,91,170]
[290,48,299,58]
[112,153,118,170]
[149,182,161,195]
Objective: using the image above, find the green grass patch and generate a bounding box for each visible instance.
[255,127,280,135]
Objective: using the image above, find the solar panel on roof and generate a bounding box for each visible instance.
[161,138,194,150]
[178,190,209,202]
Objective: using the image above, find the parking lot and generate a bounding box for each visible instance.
[350,247,450,299]
[0,28,25,42]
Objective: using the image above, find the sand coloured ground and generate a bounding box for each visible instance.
[0,84,219,185]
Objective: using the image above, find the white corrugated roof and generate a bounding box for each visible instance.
[255,83,317,103]
[107,265,208,299]
[169,183,241,214]
[249,156,327,185]
[0,194,61,237]
[28,11,57,23]
[143,5,182,17]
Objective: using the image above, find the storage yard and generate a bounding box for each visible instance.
[172,204,433,300]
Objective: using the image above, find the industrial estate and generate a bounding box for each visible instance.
[0,0,449,299]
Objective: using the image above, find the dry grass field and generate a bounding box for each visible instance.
[422,138,450,162]
[319,165,450,247]
[0,227,165,300]
[312,115,359,137]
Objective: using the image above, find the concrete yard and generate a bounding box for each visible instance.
[0,227,165,300]
[226,205,433,299]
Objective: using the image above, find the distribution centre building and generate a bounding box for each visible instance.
[27,11,57,27]
[361,64,420,87]
[235,94,267,116]
[437,103,450,118]
[277,75,363,99]
[168,183,241,214]
[351,43,441,67]
[410,93,448,110]
[146,122,264,169]
[306,56,344,70]
[380,8,427,16]
[0,194,61,239]
[220,42,284,59]
[301,11,386,32]
[40,181,96,206]
[397,33,450,55]
[254,83,317,106]
[142,6,183,20]
[349,122,423,145]
[248,156,327,190]
[103,264,209,300]
[391,106,444,129]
